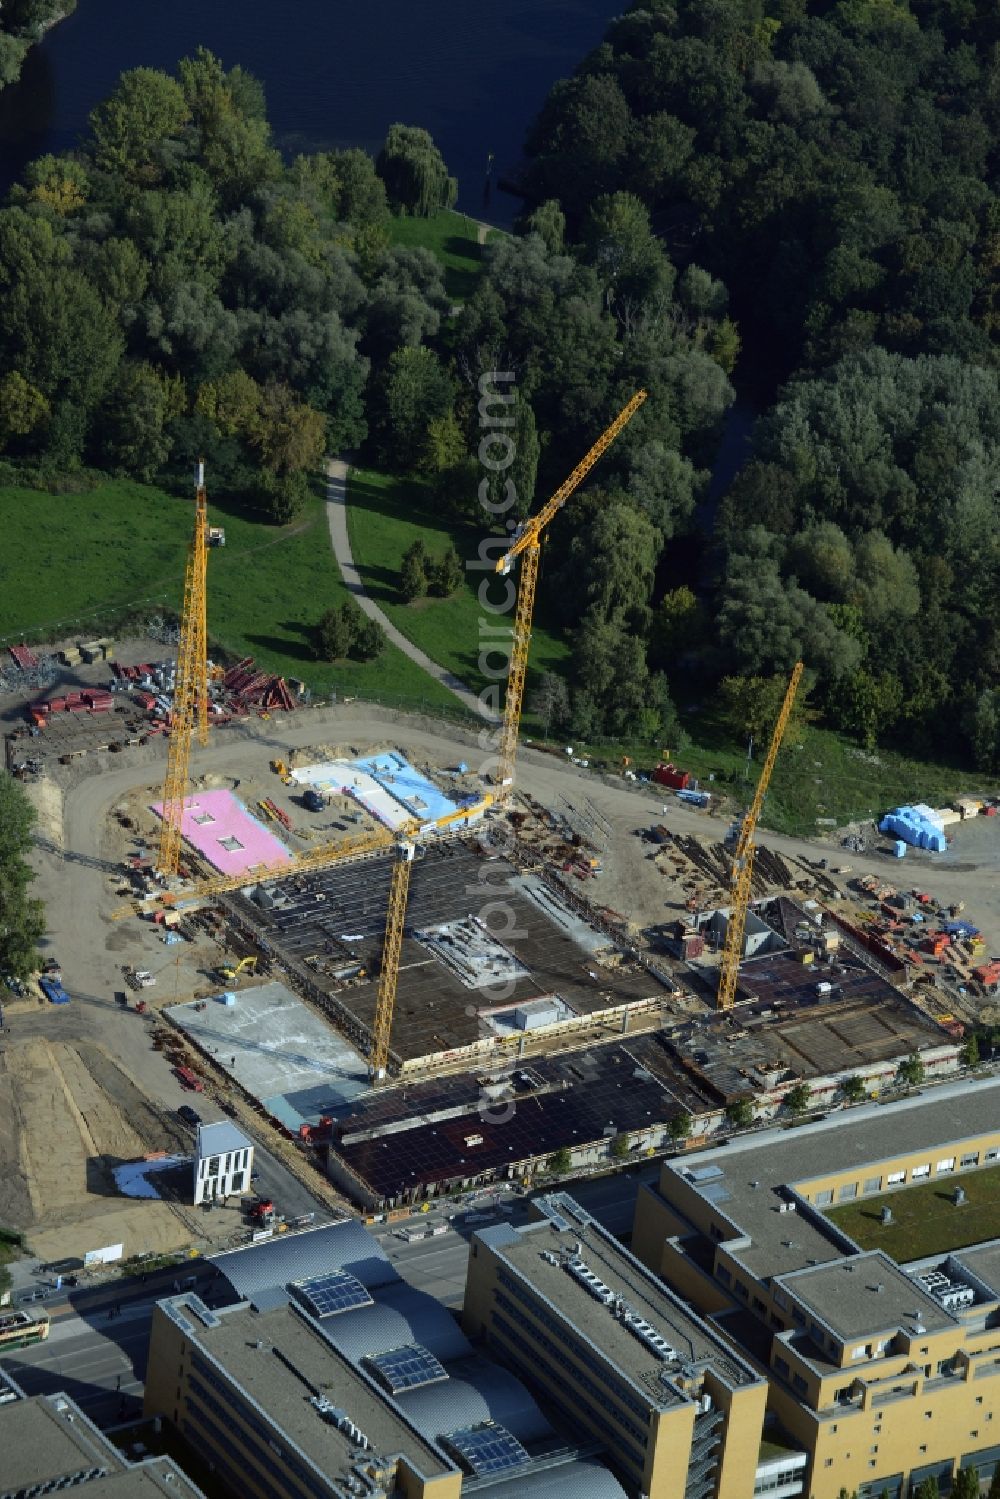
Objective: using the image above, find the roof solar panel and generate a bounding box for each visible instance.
[293,1269,373,1318]
[366,1342,447,1393]
[445,1423,530,1475]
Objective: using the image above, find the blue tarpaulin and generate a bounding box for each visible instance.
[39,976,70,1004]
[879,805,947,852]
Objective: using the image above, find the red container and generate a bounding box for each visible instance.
[654,763,691,790]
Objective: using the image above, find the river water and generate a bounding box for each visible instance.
[0,0,617,220]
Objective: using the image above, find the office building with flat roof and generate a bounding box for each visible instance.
[463,1193,793,1499]
[0,1372,203,1497]
[632,1079,1000,1499]
[145,1220,629,1499]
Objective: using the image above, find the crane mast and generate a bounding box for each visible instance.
[716,661,804,1011]
[156,462,211,877]
[493,390,648,793]
[370,841,415,1081]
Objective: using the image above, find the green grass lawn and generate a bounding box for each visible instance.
[386,209,503,300]
[0,479,465,718]
[346,467,570,709]
[826,1164,1000,1261]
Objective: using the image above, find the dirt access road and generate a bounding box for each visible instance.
[43,698,1000,981]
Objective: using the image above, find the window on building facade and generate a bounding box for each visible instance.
[864,1178,882,1194]
[961,1153,979,1167]
[816,1190,834,1206]
[838,1184,858,1201]
[912,1165,931,1179]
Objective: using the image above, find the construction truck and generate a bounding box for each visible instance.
[248,1197,275,1228]
[217,956,258,982]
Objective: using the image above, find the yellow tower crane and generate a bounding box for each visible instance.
[370,836,416,1081]
[493,390,648,793]
[716,661,804,1011]
[156,461,211,876]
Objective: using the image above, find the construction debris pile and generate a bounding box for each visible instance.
[109,653,300,730]
[0,642,58,696]
[220,657,298,714]
[849,874,995,1021]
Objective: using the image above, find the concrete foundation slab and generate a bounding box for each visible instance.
[166,981,369,1130]
[152,789,292,876]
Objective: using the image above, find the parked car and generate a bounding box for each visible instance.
[177,1104,202,1127]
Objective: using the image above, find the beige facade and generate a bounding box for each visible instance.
[632,1086,1000,1499]
[463,1200,781,1499]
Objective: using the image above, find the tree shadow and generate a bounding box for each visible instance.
[353,562,403,607]
[441,237,483,302]
[245,630,317,663]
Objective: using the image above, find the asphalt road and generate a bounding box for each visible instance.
[1,1165,655,1421]
[0,1260,217,1424]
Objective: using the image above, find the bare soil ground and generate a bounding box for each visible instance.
[0,1033,225,1264]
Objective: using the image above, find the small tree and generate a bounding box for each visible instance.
[548,1146,572,1176]
[784,1082,812,1116]
[315,606,352,662]
[400,540,429,602]
[952,1468,980,1499]
[610,1133,630,1160]
[725,1099,754,1130]
[841,1075,867,1103]
[339,598,385,661]
[428,543,463,598]
[987,1463,1000,1499]
[897,1053,925,1088]
[961,1034,980,1069]
[914,1478,939,1499]
[350,613,385,662]
[667,1112,692,1144]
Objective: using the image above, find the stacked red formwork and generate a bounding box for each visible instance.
[9,644,39,670]
[82,689,113,713]
[221,655,296,716]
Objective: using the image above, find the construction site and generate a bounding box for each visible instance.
[3,411,1000,1250]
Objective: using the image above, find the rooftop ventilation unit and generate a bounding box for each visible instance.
[565,1257,615,1306]
[310,1397,372,1450]
[917,1272,975,1311]
[619,1305,678,1360]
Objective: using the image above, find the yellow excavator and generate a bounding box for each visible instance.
[217,956,258,983]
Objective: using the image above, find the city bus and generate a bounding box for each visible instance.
[0,1308,50,1351]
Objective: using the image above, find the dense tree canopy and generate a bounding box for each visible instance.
[0,51,460,501]
[516,0,1000,765]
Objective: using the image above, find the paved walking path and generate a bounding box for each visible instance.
[324,457,485,719]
